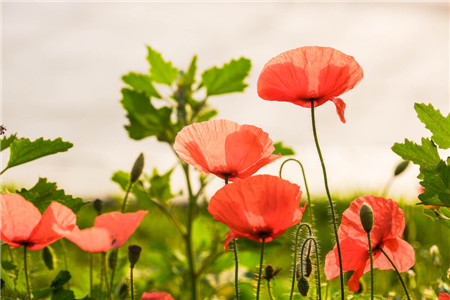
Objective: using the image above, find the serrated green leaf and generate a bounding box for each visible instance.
[273,141,295,156]
[392,138,440,167]
[438,207,450,228]
[17,178,85,214]
[149,168,175,202]
[146,46,178,85]
[122,72,161,99]
[195,109,218,123]
[415,103,450,149]
[1,133,18,151]
[419,161,450,207]
[184,55,197,86]
[201,57,251,96]
[2,137,72,174]
[121,88,173,141]
[51,270,71,289]
[51,288,75,300]
[112,170,130,191]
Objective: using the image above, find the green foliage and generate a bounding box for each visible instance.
[392,138,440,167]
[17,178,85,214]
[50,271,71,289]
[148,168,176,202]
[111,170,129,191]
[0,133,17,151]
[200,57,251,96]
[419,161,450,206]
[146,46,179,86]
[1,137,72,174]
[415,103,450,149]
[122,72,161,99]
[273,141,296,156]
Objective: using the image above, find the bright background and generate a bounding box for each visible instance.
[2,1,449,200]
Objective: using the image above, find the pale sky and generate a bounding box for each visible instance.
[2,1,449,201]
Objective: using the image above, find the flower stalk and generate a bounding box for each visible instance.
[23,246,31,300]
[379,247,411,300]
[256,235,267,300]
[300,237,321,299]
[289,223,312,300]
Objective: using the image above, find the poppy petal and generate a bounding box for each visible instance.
[223,230,243,252]
[374,238,415,272]
[62,227,113,253]
[347,261,366,292]
[140,292,175,300]
[94,211,148,249]
[331,98,346,123]
[0,194,41,248]
[28,202,77,250]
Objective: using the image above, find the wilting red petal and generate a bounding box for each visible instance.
[0,194,41,248]
[140,292,175,300]
[94,211,148,249]
[257,46,363,120]
[208,175,304,244]
[174,120,280,181]
[439,293,450,300]
[331,98,346,123]
[62,227,113,253]
[28,202,77,250]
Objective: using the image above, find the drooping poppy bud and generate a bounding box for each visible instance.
[93,199,102,216]
[359,203,374,233]
[128,245,142,267]
[108,249,118,270]
[130,153,145,183]
[394,160,410,176]
[304,256,312,278]
[42,246,54,270]
[297,276,309,296]
[265,265,274,278]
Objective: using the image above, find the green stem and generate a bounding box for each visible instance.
[310,100,344,299]
[300,237,322,300]
[256,235,266,300]
[379,247,411,300]
[121,182,133,213]
[382,176,394,198]
[23,246,31,300]
[102,253,112,300]
[130,266,135,300]
[367,233,374,300]
[61,239,70,289]
[90,253,94,297]
[267,280,274,300]
[289,223,312,300]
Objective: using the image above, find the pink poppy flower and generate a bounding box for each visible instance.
[140,291,175,300]
[257,46,363,123]
[174,119,280,181]
[324,196,415,291]
[0,193,77,250]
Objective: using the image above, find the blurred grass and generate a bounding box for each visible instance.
[1,192,449,300]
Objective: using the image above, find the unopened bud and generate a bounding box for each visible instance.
[394,160,410,176]
[297,277,309,296]
[359,203,374,233]
[42,246,54,270]
[93,199,102,216]
[118,282,128,300]
[108,249,118,269]
[130,153,144,183]
[265,265,274,278]
[128,245,142,267]
[304,256,312,277]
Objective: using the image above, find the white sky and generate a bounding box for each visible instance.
[1,2,449,201]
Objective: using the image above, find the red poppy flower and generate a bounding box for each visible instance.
[174,119,281,181]
[257,46,363,123]
[439,293,450,300]
[324,196,415,292]
[0,193,77,250]
[208,175,306,251]
[59,211,147,253]
[140,292,175,300]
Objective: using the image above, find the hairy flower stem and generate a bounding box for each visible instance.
[367,233,374,300]
[23,246,31,300]
[300,237,322,300]
[256,235,266,300]
[90,253,94,297]
[224,175,240,300]
[379,247,411,300]
[130,266,135,300]
[310,100,344,299]
[289,223,312,300]
[267,280,274,300]
[102,253,112,300]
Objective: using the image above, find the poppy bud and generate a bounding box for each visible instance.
[108,249,118,269]
[265,265,274,278]
[394,160,410,176]
[42,246,54,270]
[429,245,441,267]
[297,277,309,296]
[130,153,144,183]
[128,245,142,267]
[118,282,128,299]
[359,203,374,233]
[93,199,102,216]
[304,256,312,278]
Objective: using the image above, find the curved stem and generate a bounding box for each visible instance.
[256,235,266,300]
[367,233,374,300]
[121,182,133,213]
[382,176,394,198]
[130,266,135,300]
[267,280,274,300]
[289,223,312,300]
[310,100,344,299]
[23,246,31,300]
[300,237,322,300]
[379,247,411,300]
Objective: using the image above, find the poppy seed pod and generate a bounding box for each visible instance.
[128,245,142,267]
[297,276,309,296]
[359,203,374,233]
[130,153,144,183]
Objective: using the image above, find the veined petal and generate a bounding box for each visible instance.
[62,227,113,253]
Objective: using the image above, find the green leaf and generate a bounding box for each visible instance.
[419,161,450,207]
[17,178,85,214]
[149,168,175,202]
[195,109,218,123]
[33,288,53,299]
[51,270,71,289]
[415,103,450,149]
[146,46,178,85]
[111,170,130,191]
[121,88,173,141]
[201,57,251,96]
[1,260,16,271]
[122,72,161,99]
[1,267,16,296]
[1,133,18,151]
[273,141,295,156]
[2,137,72,174]
[51,289,75,300]
[184,55,197,86]
[16,269,27,296]
[391,138,440,167]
